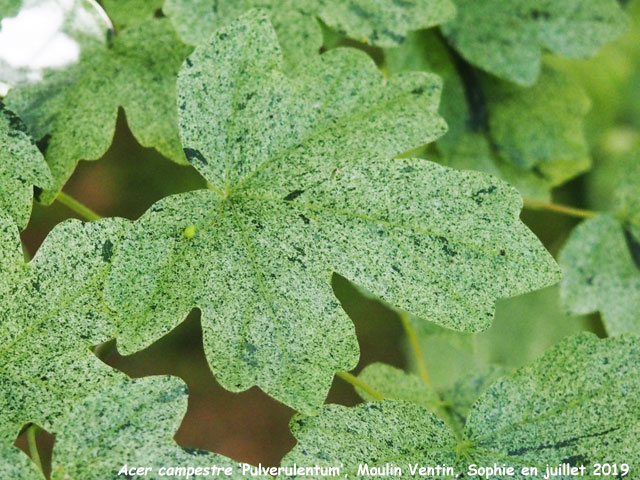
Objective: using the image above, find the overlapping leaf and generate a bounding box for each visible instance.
[4,19,192,203]
[442,0,630,86]
[560,215,640,335]
[164,0,455,61]
[0,375,248,479]
[356,361,506,433]
[560,152,640,335]
[105,11,559,413]
[0,444,40,480]
[356,363,439,410]
[440,365,507,431]
[0,214,247,476]
[464,334,640,473]
[163,0,322,69]
[385,30,592,198]
[0,103,51,230]
[438,134,554,201]
[486,66,591,184]
[47,376,246,479]
[0,214,126,447]
[312,0,456,46]
[285,401,458,478]
[284,334,640,478]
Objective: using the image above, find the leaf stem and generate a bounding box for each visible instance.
[26,424,43,472]
[56,192,102,221]
[522,199,598,219]
[336,371,384,401]
[21,241,31,261]
[399,312,431,386]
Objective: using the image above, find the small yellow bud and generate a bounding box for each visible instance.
[183,224,197,239]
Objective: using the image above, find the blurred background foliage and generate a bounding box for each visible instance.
[6,0,640,470]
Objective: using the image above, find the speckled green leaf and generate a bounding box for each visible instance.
[355,362,490,436]
[384,31,466,152]
[442,0,630,86]
[0,443,41,480]
[102,0,164,30]
[48,376,246,479]
[0,214,127,448]
[163,0,323,68]
[560,215,640,335]
[105,11,559,413]
[4,19,192,204]
[0,103,51,230]
[313,0,456,47]
[464,333,640,475]
[283,401,458,479]
[410,285,592,394]
[0,374,248,479]
[164,0,455,59]
[285,334,640,478]
[560,149,640,335]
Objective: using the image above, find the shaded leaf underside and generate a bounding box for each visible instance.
[485,65,592,183]
[356,361,508,434]
[356,363,439,410]
[385,30,592,198]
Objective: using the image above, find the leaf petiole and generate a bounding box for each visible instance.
[56,192,102,222]
[522,199,598,219]
[336,371,385,401]
[26,424,43,473]
[399,312,431,387]
[55,192,102,222]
